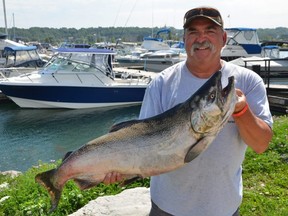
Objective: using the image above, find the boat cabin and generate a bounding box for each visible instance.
[221,28,262,61]
[4,45,47,68]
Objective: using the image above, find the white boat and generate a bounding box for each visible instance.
[0,47,156,109]
[0,34,27,65]
[140,28,171,51]
[115,28,186,72]
[3,45,47,68]
[116,49,186,72]
[0,35,48,77]
[221,28,262,61]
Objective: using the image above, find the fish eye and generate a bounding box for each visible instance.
[209,93,215,100]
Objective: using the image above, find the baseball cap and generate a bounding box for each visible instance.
[183,7,223,28]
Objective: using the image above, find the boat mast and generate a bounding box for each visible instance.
[151,2,154,37]
[2,0,8,35]
[13,12,15,40]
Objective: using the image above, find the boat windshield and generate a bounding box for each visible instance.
[42,52,113,77]
[226,28,260,45]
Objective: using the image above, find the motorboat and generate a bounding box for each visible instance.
[140,28,171,51]
[116,49,186,72]
[221,28,262,61]
[0,47,156,109]
[115,28,186,72]
[0,34,27,65]
[0,37,48,78]
[3,45,47,67]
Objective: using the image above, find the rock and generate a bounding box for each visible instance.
[69,187,151,216]
[0,196,10,203]
[0,182,9,191]
[0,170,22,178]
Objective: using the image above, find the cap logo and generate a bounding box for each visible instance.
[200,8,204,15]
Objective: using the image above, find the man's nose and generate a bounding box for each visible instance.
[195,31,208,42]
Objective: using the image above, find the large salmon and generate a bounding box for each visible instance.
[35,71,237,211]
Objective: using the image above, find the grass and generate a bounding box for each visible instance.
[240,115,288,215]
[0,115,287,216]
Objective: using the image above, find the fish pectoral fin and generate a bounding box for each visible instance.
[74,179,101,190]
[184,137,212,163]
[120,175,142,186]
[109,119,140,132]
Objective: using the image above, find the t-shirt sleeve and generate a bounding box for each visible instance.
[246,79,273,128]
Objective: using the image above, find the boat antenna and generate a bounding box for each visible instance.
[113,2,123,27]
[12,13,15,40]
[123,0,138,28]
[116,0,138,46]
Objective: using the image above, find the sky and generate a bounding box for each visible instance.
[1,0,288,30]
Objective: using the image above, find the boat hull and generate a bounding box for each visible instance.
[0,84,146,109]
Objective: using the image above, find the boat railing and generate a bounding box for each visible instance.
[113,69,154,85]
[50,70,152,86]
[0,67,38,82]
[0,71,8,81]
[0,67,36,77]
[49,71,109,86]
[113,75,150,86]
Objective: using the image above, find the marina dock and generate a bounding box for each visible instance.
[244,57,288,114]
[266,84,288,114]
[268,95,288,113]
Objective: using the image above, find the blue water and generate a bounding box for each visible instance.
[0,101,141,172]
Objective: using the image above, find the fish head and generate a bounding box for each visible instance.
[190,71,237,134]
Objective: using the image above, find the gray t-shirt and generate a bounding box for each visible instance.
[139,60,273,216]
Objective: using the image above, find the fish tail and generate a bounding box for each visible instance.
[35,169,62,212]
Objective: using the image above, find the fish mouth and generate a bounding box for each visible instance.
[218,75,236,119]
[220,76,234,98]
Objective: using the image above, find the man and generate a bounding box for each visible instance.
[104,6,273,216]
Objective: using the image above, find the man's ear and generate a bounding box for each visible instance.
[222,31,227,46]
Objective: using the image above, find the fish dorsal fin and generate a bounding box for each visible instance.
[109,119,140,132]
[62,151,73,161]
[184,137,213,163]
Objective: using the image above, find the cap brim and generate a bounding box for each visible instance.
[184,15,222,28]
